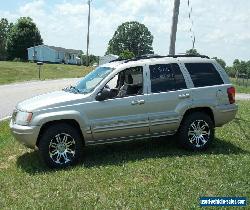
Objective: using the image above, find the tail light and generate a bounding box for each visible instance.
[227,87,236,104]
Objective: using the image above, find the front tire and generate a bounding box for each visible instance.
[178,112,214,151]
[38,123,83,169]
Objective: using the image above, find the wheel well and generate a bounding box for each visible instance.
[36,119,85,147]
[182,107,215,125]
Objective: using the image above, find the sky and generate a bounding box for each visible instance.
[1,0,250,65]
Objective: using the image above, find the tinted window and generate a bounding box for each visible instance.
[150,63,186,93]
[185,63,224,87]
[172,63,187,90]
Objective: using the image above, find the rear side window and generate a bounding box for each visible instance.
[149,63,186,93]
[185,63,224,87]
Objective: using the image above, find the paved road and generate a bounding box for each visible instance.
[236,93,250,101]
[0,78,79,120]
[0,79,249,120]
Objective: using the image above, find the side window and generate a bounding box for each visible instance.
[104,66,144,98]
[149,63,186,93]
[106,75,119,89]
[185,63,224,87]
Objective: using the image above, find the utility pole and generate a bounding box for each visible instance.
[86,0,91,66]
[169,0,180,55]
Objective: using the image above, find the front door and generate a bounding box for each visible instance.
[87,66,150,142]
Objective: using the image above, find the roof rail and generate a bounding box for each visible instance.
[168,54,210,59]
[109,54,161,63]
[109,54,210,63]
[109,58,127,63]
[124,54,163,63]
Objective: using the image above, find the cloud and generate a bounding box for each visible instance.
[0,0,250,65]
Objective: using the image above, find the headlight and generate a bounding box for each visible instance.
[15,111,33,126]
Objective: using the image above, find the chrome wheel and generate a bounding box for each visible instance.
[188,120,210,148]
[49,133,76,165]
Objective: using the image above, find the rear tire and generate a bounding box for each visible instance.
[38,123,84,169]
[178,112,214,151]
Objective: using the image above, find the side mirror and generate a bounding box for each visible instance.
[96,88,111,101]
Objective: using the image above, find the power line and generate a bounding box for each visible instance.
[187,0,196,49]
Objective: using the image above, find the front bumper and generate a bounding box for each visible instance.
[9,120,40,149]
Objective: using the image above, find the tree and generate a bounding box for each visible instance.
[232,59,247,77]
[0,18,12,60]
[119,50,135,59]
[7,17,43,60]
[106,21,154,56]
[233,59,240,66]
[246,61,250,77]
[186,48,200,56]
[80,54,99,66]
[212,57,226,69]
[225,66,236,78]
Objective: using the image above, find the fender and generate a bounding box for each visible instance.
[31,110,92,141]
[175,99,216,124]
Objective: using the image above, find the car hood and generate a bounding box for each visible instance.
[17,90,89,112]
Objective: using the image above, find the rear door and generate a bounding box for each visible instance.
[142,63,192,135]
[184,62,227,106]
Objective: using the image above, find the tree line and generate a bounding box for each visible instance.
[0,17,99,65]
[186,49,250,78]
[0,17,43,61]
[1,17,249,75]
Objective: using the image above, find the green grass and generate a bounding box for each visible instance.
[0,61,93,85]
[230,77,250,93]
[0,102,250,209]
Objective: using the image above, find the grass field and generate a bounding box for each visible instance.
[0,61,92,85]
[0,101,249,209]
[231,78,250,93]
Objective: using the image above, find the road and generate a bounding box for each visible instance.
[0,79,249,120]
[0,78,79,120]
[235,93,250,101]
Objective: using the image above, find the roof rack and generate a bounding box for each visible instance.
[124,54,162,63]
[168,54,210,59]
[109,54,210,63]
[124,54,210,63]
[109,58,127,63]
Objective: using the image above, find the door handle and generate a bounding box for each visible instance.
[178,93,190,99]
[131,100,138,105]
[138,100,145,105]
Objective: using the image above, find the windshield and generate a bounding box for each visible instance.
[64,67,112,94]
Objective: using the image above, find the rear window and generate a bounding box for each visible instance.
[149,63,187,93]
[185,63,224,87]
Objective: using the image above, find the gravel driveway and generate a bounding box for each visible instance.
[0,78,79,120]
[236,93,250,101]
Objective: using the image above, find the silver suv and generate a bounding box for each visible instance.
[10,55,238,168]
